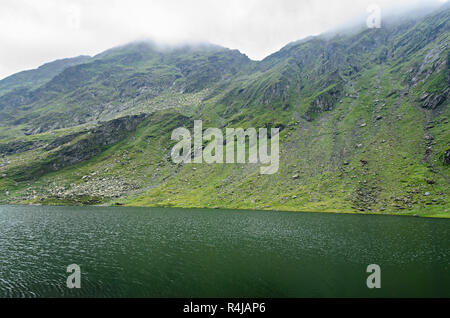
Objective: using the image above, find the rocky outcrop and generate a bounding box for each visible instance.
[44,131,86,151]
[49,114,147,169]
[421,88,449,109]
[442,149,450,165]
[304,83,344,121]
[0,139,42,155]
[7,114,148,182]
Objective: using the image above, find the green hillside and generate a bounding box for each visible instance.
[0,5,448,217]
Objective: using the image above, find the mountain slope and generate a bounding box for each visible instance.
[0,42,251,137]
[0,55,91,97]
[0,5,448,217]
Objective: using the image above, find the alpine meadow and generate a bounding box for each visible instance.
[0,4,449,218]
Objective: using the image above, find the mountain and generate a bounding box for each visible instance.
[0,55,91,96]
[0,5,448,217]
[0,42,251,136]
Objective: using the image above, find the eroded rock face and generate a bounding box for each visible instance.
[304,83,344,121]
[44,131,86,151]
[421,88,449,109]
[50,114,147,169]
[0,140,41,155]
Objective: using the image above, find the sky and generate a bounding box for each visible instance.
[0,0,447,80]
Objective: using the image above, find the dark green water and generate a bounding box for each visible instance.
[0,205,448,298]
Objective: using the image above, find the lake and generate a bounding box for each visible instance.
[0,205,448,297]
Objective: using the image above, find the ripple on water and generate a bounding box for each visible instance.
[0,205,448,297]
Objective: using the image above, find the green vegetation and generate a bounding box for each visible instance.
[0,6,448,218]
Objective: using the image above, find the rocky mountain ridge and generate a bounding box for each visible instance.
[0,5,448,217]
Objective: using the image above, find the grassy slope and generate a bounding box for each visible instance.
[124,59,449,218]
[0,8,448,218]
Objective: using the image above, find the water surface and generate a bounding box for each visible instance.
[0,205,448,297]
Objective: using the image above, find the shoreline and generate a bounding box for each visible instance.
[1,202,449,219]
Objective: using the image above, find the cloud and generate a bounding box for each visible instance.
[0,0,446,79]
